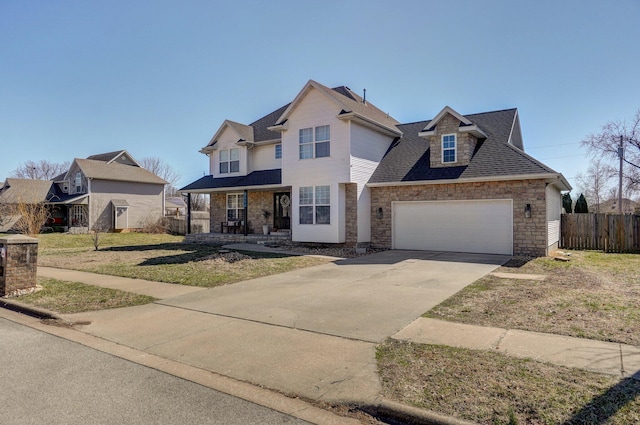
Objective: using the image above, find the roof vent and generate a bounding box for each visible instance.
[363,88,367,105]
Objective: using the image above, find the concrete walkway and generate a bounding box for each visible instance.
[394,318,640,380]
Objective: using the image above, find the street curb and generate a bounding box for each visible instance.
[361,399,478,425]
[0,298,63,321]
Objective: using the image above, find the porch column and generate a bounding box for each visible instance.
[186,194,192,234]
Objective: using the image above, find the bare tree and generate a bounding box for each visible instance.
[139,157,181,196]
[89,200,111,251]
[184,193,208,211]
[574,158,615,212]
[581,110,640,192]
[11,160,70,180]
[0,180,51,235]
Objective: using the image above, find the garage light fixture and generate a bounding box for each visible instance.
[376,207,384,219]
[524,204,531,218]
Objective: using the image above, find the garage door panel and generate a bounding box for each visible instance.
[393,200,513,255]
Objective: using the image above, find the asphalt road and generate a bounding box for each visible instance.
[0,318,310,425]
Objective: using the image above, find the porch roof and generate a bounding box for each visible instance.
[180,169,282,193]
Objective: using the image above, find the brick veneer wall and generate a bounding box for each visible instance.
[370,179,548,256]
[0,236,38,297]
[344,183,357,245]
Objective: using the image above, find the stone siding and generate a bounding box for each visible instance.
[345,183,358,245]
[0,236,38,297]
[208,191,283,235]
[429,113,477,168]
[370,179,548,256]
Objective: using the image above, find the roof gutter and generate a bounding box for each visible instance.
[179,183,287,194]
[337,112,402,137]
[367,173,572,190]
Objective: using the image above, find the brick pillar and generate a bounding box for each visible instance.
[345,183,358,245]
[0,235,39,297]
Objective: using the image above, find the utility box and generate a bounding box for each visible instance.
[0,235,39,297]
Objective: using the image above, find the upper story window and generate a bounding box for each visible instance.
[299,125,330,159]
[299,185,330,225]
[75,172,82,192]
[220,148,240,174]
[442,134,456,163]
[275,144,282,159]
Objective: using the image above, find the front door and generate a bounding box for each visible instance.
[273,192,291,230]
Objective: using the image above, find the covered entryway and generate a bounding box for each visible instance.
[392,199,513,255]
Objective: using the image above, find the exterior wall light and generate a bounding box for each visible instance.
[377,207,384,219]
[524,203,531,218]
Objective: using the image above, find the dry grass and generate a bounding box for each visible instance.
[19,278,156,313]
[38,234,331,287]
[424,251,640,346]
[377,340,640,425]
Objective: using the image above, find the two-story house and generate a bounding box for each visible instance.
[47,150,167,231]
[181,80,571,256]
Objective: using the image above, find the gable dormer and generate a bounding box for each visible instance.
[200,120,255,177]
[419,106,487,168]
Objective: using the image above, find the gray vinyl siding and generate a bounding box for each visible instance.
[90,180,164,229]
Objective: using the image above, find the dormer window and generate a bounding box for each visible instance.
[442,134,456,163]
[220,148,240,174]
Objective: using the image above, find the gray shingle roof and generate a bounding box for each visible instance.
[75,159,167,185]
[86,150,126,162]
[369,108,559,184]
[0,178,53,204]
[180,169,281,192]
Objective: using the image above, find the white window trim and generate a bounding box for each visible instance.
[441,133,457,164]
[226,192,245,221]
[275,143,282,159]
[299,125,330,160]
[219,148,240,174]
[299,185,330,225]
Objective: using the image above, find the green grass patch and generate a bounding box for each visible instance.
[18,277,156,314]
[37,232,183,251]
[377,340,640,425]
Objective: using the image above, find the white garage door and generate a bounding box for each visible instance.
[392,199,513,255]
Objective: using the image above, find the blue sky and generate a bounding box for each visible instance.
[1,0,639,194]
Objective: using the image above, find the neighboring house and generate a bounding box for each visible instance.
[595,198,640,214]
[165,196,188,216]
[181,80,571,256]
[0,178,54,232]
[1,150,167,232]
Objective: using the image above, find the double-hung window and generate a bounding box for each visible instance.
[442,134,456,163]
[275,144,282,159]
[220,148,240,174]
[299,185,330,224]
[226,193,245,221]
[299,125,330,159]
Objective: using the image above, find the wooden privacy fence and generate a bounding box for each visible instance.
[560,213,640,253]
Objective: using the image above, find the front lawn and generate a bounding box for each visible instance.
[19,277,156,313]
[37,233,331,287]
[424,251,640,346]
[377,340,640,425]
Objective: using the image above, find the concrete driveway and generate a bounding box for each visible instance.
[158,250,509,343]
[56,249,508,403]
